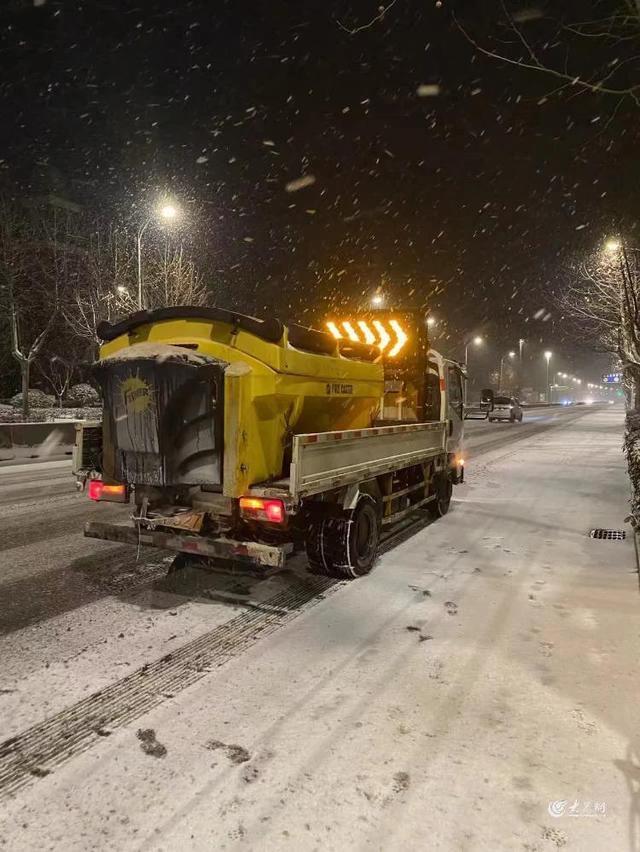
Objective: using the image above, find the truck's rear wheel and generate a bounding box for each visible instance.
[428,471,453,518]
[306,495,380,579]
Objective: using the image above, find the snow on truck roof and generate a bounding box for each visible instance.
[97,341,217,367]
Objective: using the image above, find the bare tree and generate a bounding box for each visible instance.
[563,244,640,403]
[37,354,76,408]
[454,2,640,108]
[36,321,89,407]
[0,200,66,419]
[64,223,138,351]
[65,225,211,353]
[144,243,211,308]
[562,244,640,520]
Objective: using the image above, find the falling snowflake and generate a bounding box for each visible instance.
[512,7,544,23]
[417,84,441,97]
[285,174,317,193]
[196,155,208,164]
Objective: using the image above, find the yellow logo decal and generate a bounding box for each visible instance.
[120,375,154,414]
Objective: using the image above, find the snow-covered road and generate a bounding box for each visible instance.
[0,406,638,851]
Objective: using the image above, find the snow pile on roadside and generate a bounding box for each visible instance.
[0,406,102,424]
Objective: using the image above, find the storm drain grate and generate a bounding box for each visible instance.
[589,528,626,541]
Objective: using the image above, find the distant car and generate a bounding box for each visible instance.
[489,396,523,423]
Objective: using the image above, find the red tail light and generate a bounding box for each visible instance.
[264,500,285,523]
[88,479,104,501]
[239,496,285,524]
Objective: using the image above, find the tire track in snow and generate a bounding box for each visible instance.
[0,573,341,799]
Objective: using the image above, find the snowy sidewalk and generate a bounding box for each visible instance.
[1,407,639,852]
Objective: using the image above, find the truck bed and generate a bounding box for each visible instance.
[286,421,447,498]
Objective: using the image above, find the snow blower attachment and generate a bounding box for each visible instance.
[76,306,464,577]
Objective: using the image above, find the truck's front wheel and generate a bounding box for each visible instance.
[306,495,380,579]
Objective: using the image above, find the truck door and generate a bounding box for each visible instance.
[446,365,465,453]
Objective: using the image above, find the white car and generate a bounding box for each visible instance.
[489,396,523,423]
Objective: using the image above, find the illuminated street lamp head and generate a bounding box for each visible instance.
[371,293,384,307]
[576,379,582,385]
[159,204,179,220]
[508,351,516,358]
[426,316,436,327]
[605,238,621,253]
[116,285,127,294]
[473,336,483,346]
[544,350,552,362]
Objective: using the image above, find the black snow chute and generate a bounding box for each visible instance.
[96,306,284,344]
[94,343,227,488]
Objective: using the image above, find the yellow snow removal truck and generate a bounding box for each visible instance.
[74,306,465,578]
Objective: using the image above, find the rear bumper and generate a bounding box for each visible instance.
[84,520,292,569]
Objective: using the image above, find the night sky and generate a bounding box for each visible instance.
[1,0,637,385]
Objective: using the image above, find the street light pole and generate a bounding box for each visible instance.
[463,336,483,405]
[135,203,181,310]
[136,218,151,310]
[517,338,525,393]
[464,335,483,365]
[499,351,516,391]
[544,351,552,402]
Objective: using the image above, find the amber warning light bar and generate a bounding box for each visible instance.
[326,317,409,358]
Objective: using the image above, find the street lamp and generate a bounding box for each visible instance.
[499,351,516,391]
[544,351,552,401]
[464,335,483,364]
[426,316,436,327]
[160,205,179,220]
[137,201,182,309]
[605,238,621,253]
[463,336,483,405]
